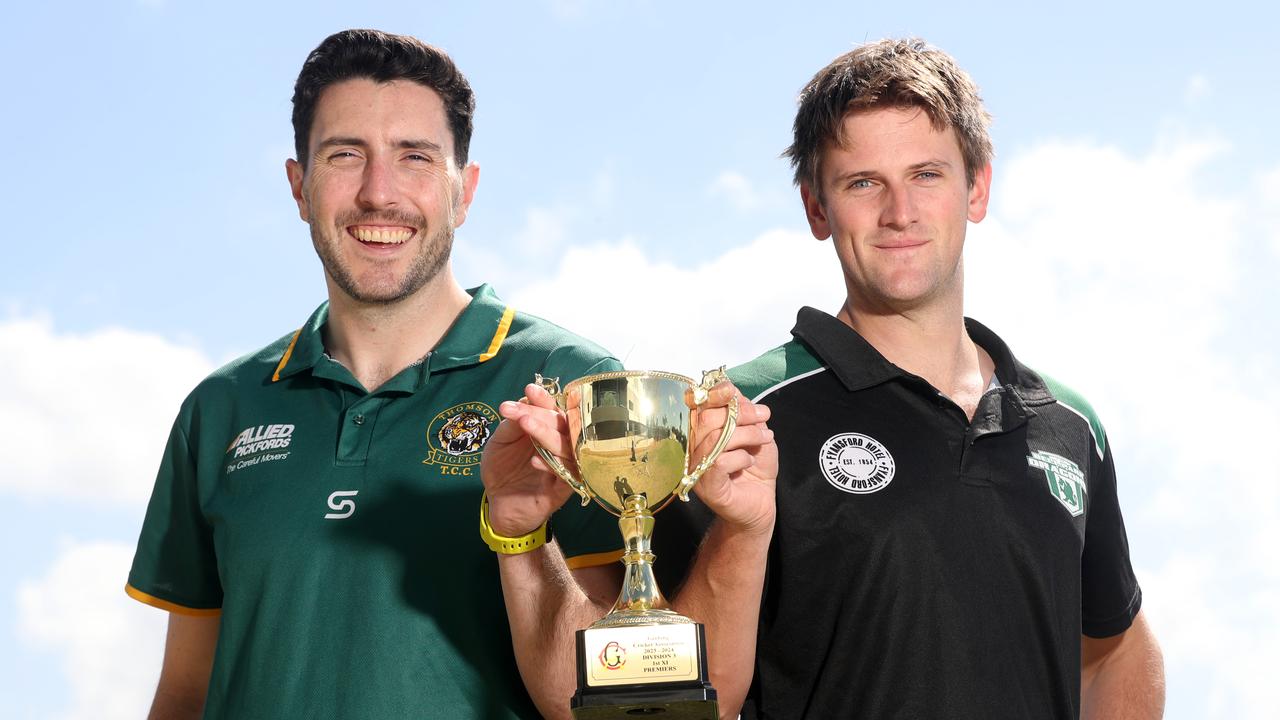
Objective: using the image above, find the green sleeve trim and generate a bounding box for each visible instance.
[1040,372,1107,458]
[730,340,824,401]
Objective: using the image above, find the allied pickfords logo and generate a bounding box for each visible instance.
[1027,450,1087,517]
[423,401,498,477]
[819,432,895,494]
[225,423,295,475]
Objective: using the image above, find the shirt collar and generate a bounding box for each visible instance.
[962,317,1051,404]
[791,307,899,392]
[790,307,1051,403]
[269,284,515,393]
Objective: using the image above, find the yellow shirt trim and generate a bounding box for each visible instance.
[565,548,625,571]
[478,307,515,363]
[271,327,303,382]
[125,583,222,617]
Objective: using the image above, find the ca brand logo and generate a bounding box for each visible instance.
[324,490,359,520]
[598,641,626,670]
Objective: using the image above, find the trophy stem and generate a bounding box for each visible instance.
[615,493,667,613]
[592,494,690,628]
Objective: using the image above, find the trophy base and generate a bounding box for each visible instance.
[571,685,718,720]
[572,623,717,720]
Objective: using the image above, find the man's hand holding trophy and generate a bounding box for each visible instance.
[481,367,776,720]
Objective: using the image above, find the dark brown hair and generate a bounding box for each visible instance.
[786,38,992,191]
[291,29,475,169]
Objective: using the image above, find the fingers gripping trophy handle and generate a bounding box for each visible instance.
[533,444,592,507]
[530,374,592,507]
[678,367,739,502]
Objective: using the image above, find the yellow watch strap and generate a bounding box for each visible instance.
[479,493,549,555]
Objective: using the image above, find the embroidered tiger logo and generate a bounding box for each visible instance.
[437,410,491,456]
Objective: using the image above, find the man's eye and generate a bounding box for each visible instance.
[850,179,873,189]
[916,171,940,180]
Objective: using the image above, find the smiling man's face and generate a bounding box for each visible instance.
[287,78,477,305]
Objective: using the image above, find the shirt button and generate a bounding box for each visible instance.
[353,414,366,426]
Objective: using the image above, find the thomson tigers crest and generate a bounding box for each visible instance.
[423,401,499,476]
[439,410,491,455]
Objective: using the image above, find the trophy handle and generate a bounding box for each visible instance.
[531,374,592,507]
[678,367,739,501]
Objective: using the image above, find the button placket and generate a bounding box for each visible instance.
[337,398,385,466]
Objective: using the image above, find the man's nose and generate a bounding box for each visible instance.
[356,157,398,208]
[880,184,916,230]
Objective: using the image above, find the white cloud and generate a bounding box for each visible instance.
[17,539,167,720]
[508,229,845,377]
[0,317,215,505]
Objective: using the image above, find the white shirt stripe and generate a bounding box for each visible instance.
[751,366,829,403]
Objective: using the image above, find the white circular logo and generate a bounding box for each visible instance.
[819,433,895,494]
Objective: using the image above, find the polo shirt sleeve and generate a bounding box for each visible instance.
[544,353,628,568]
[125,410,223,615]
[1080,435,1142,638]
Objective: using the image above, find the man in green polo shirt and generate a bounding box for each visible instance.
[127,29,638,719]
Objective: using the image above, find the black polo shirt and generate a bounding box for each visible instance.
[716,307,1142,719]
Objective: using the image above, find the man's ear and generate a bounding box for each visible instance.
[452,161,481,229]
[967,163,992,224]
[286,158,309,223]
[800,181,832,240]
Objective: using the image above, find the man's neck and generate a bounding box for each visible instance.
[323,274,473,392]
[837,298,994,421]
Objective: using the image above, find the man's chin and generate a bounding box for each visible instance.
[341,285,419,306]
[335,270,443,306]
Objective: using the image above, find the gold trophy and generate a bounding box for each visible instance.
[532,368,738,720]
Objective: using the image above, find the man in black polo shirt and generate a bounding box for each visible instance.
[724,39,1165,718]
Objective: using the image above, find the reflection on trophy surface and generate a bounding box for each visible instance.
[532,369,737,719]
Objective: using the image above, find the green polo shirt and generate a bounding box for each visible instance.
[127,285,624,719]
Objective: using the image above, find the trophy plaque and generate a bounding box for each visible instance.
[532,368,738,720]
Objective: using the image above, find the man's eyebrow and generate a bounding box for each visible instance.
[907,159,953,172]
[315,137,368,151]
[830,159,955,185]
[314,137,444,153]
[395,139,443,153]
[832,168,878,184]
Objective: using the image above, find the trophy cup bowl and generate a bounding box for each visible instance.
[531,368,738,719]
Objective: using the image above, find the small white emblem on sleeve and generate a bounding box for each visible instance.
[819,433,895,494]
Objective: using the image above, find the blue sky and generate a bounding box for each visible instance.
[2,1,1278,718]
